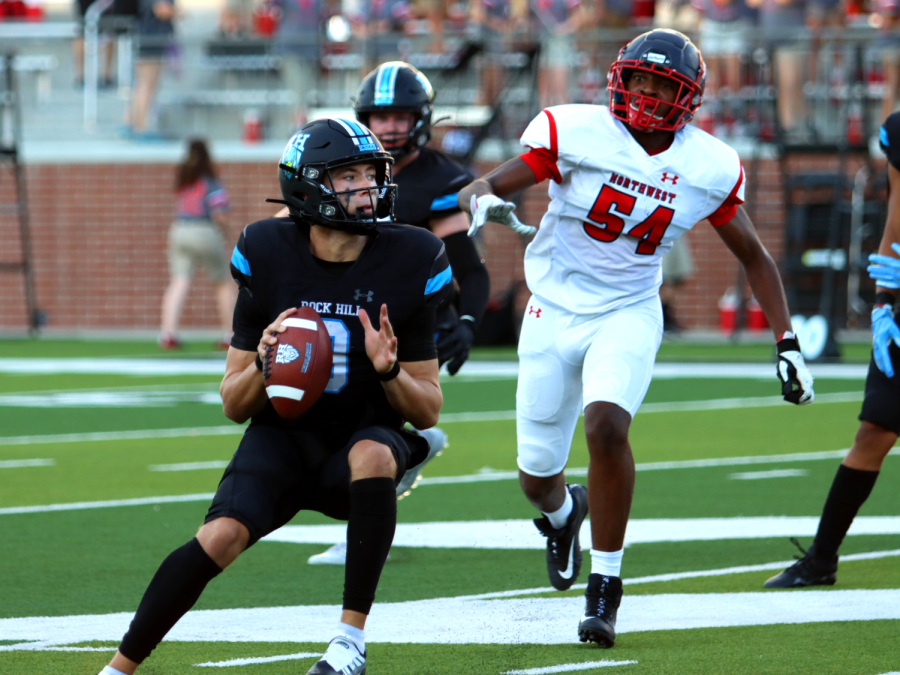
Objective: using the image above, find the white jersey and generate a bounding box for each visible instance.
[520,104,745,315]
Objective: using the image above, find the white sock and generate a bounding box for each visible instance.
[542,487,573,529]
[591,548,624,578]
[100,667,128,675]
[337,621,365,654]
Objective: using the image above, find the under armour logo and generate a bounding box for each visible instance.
[528,306,542,318]
[354,289,374,302]
[661,172,679,185]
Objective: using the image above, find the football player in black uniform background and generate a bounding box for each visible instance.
[305,62,493,565]
[765,112,900,588]
[99,119,450,675]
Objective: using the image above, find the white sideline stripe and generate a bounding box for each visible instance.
[0,493,215,515]
[0,425,245,447]
[196,652,320,667]
[281,318,318,331]
[728,469,809,480]
[0,458,54,469]
[149,461,230,472]
[266,385,305,401]
[504,661,638,674]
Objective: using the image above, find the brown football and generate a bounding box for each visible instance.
[265,306,334,420]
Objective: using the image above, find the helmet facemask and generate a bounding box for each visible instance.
[608,62,704,133]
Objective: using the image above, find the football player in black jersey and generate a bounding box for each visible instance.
[354,62,490,375]
[764,113,900,589]
[305,62,493,565]
[99,119,450,675]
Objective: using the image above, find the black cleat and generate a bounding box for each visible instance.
[578,573,623,648]
[764,538,837,589]
[533,483,589,591]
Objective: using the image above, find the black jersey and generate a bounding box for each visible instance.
[880,112,900,170]
[393,147,474,230]
[229,217,451,435]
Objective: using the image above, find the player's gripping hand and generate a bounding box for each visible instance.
[468,195,537,237]
[776,334,815,405]
[437,317,475,376]
[872,304,900,378]
[358,304,398,375]
[258,307,297,379]
[867,242,900,288]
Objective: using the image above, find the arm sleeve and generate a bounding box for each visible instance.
[705,163,746,227]
[880,112,900,171]
[429,169,474,220]
[422,241,454,308]
[519,109,565,184]
[442,230,490,326]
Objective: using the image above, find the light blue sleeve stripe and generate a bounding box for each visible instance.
[430,193,459,211]
[231,247,251,276]
[881,126,889,147]
[424,265,452,295]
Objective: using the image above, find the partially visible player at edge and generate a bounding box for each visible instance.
[764,113,900,589]
[98,119,450,675]
[458,28,815,648]
[306,62,491,565]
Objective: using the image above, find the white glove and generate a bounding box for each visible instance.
[776,335,815,405]
[468,194,537,237]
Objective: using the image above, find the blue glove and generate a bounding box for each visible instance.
[867,242,900,289]
[871,304,900,378]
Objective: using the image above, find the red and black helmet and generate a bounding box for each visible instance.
[607,29,706,133]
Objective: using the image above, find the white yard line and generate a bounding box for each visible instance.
[728,469,810,480]
[195,652,320,667]
[0,493,215,515]
[503,662,639,674]
[149,461,230,472]
[0,425,244,447]
[0,458,54,469]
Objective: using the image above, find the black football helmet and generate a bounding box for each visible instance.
[275,118,397,234]
[353,61,435,159]
[607,29,706,133]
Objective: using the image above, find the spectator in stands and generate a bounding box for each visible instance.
[692,0,757,94]
[876,0,900,122]
[159,140,235,350]
[121,0,176,140]
[468,0,515,105]
[595,0,631,27]
[530,0,590,107]
[273,0,329,125]
[747,0,809,141]
[350,0,414,71]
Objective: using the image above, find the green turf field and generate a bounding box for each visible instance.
[1,342,897,675]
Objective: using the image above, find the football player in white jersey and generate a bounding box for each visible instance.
[459,28,815,648]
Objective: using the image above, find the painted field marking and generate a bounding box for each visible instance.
[503,661,638,674]
[0,458,54,469]
[0,425,244,447]
[195,652,320,667]
[728,469,809,480]
[149,461,230,472]
[0,493,215,515]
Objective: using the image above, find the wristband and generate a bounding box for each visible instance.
[874,291,896,307]
[377,361,401,382]
[776,336,801,354]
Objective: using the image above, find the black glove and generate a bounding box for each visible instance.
[776,334,815,405]
[436,318,476,376]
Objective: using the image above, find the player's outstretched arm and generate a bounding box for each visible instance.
[220,307,297,423]
[866,163,900,376]
[458,157,538,236]
[359,304,442,429]
[715,206,815,404]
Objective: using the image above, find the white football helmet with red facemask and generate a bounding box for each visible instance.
[607,29,706,133]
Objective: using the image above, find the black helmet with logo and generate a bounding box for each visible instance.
[607,29,706,132]
[276,118,397,234]
[353,61,435,159]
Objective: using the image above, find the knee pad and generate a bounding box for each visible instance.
[517,417,570,477]
[517,350,565,422]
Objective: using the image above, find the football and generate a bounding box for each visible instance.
[265,306,334,420]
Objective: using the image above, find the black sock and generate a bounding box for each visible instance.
[343,477,397,615]
[119,537,222,663]
[812,464,879,560]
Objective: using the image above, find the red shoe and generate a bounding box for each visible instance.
[158,335,182,350]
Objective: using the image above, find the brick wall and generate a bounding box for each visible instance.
[0,153,880,332]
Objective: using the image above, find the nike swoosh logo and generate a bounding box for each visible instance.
[557,535,577,580]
